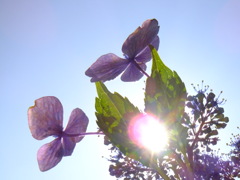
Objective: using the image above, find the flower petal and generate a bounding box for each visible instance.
[64,108,89,141]
[28,96,63,140]
[85,53,129,82]
[61,136,76,156]
[37,138,63,172]
[62,108,89,156]
[135,36,160,63]
[121,62,146,82]
[122,19,159,59]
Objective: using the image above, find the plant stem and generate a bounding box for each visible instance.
[64,132,105,137]
[132,61,150,78]
[150,159,171,180]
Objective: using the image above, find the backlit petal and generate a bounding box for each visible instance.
[64,108,89,142]
[61,136,76,156]
[28,96,63,140]
[85,53,129,82]
[121,62,146,82]
[62,108,89,156]
[37,138,63,172]
[122,19,159,59]
[135,36,160,63]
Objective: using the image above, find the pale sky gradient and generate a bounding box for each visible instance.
[1,0,240,179]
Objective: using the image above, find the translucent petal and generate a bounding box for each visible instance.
[135,36,160,63]
[62,108,89,156]
[85,53,129,82]
[122,19,159,59]
[28,96,63,140]
[121,62,146,82]
[64,108,89,142]
[61,136,76,156]
[37,138,63,172]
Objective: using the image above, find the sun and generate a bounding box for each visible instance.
[128,114,168,153]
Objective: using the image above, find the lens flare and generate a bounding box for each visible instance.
[128,114,168,153]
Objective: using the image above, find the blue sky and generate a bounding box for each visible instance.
[1,0,240,179]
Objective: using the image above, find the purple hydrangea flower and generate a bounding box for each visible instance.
[85,19,160,82]
[28,96,89,171]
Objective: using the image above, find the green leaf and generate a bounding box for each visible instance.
[95,81,140,131]
[145,46,187,126]
[95,82,139,132]
[144,46,188,157]
[95,82,152,163]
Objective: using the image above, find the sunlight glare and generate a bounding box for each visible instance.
[128,114,168,153]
